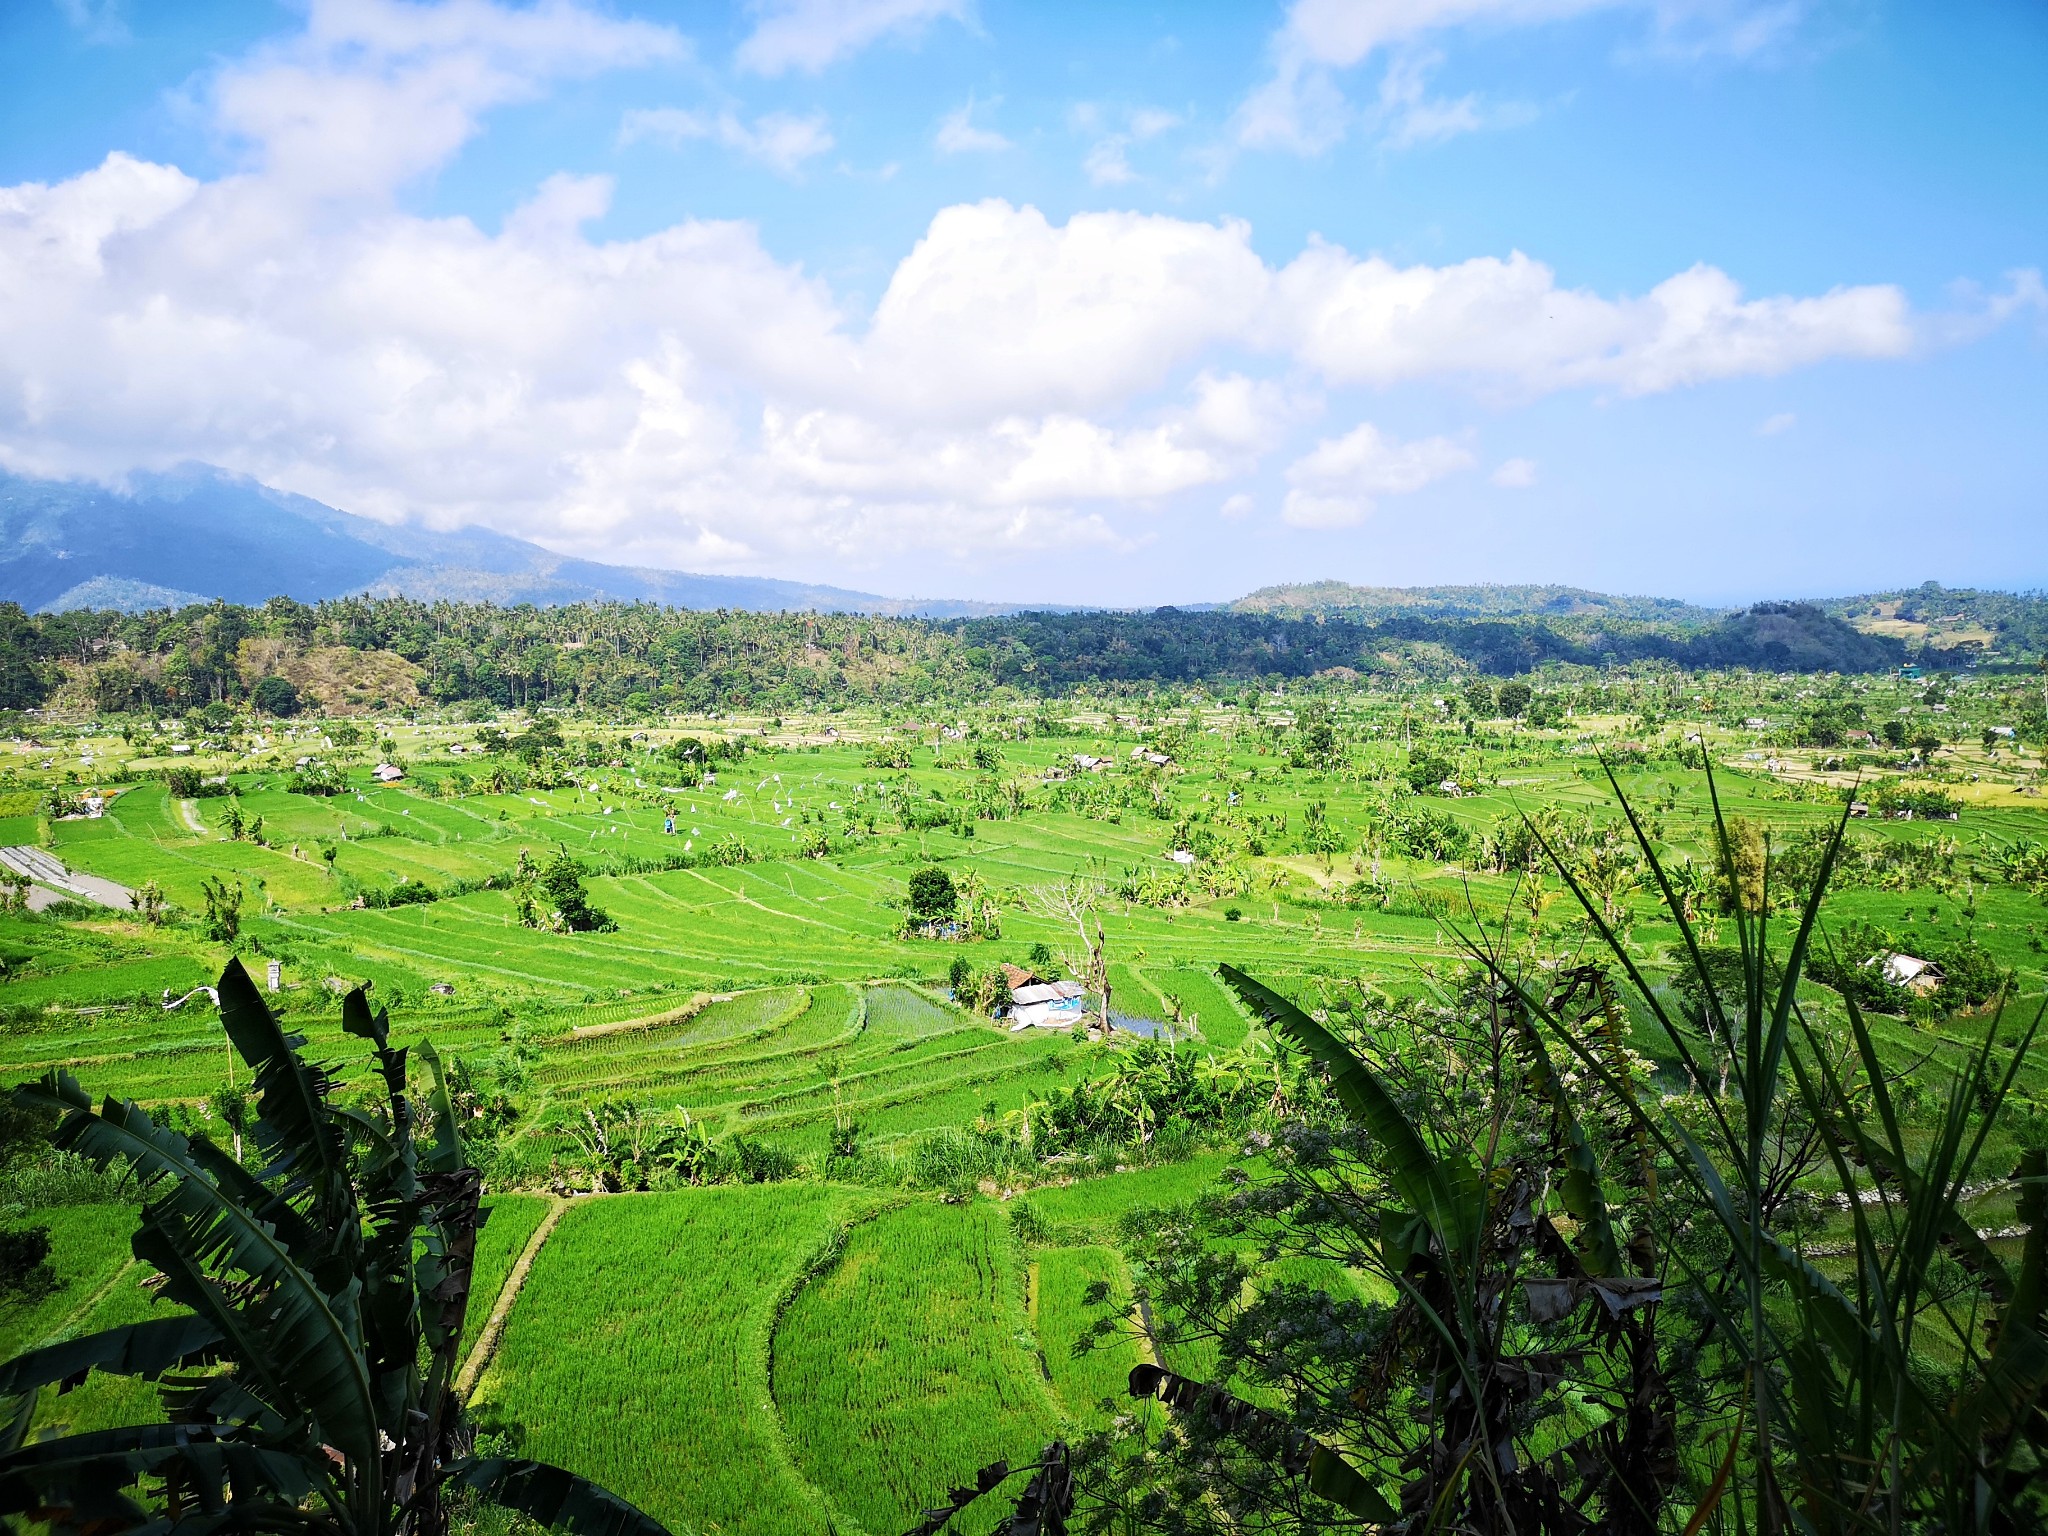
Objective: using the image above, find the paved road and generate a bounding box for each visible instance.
[0,846,135,911]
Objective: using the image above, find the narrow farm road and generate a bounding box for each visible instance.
[456,1196,569,1398]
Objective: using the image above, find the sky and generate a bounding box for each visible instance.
[0,0,2043,607]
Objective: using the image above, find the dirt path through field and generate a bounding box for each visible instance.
[40,1259,141,1351]
[456,1196,569,1398]
[177,799,206,834]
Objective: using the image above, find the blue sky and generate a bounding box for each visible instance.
[1,0,2042,605]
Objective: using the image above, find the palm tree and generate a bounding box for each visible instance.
[0,958,667,1536]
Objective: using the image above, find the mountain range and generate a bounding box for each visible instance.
[0,465,1019,618]
[2,466,2038,649]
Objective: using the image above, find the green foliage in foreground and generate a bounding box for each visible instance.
[0,960,667,1536]
[1075,765,2048,1536]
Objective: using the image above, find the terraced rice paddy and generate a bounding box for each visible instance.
[3,701,2045,1534]
[466,1185,881,1536]
[1031,1244,1144,1423]
[772,1199,1062,1536]
[460,1194,552,1366]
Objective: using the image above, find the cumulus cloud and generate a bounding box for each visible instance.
[620,107,835,175]
[736,0,969,76]
[0,0,1983,575]
[1268,243,1912,394]
[211,0,684,196]
[1491,456,1539,486]
[861,201,1269,419]
[1282,422,1474,528]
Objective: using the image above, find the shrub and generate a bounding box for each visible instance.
[0,1224,52,1297]
[286,763,347,796]
[163,766,228,799]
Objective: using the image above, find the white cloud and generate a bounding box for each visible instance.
[57,0,131,45]
[211,0,684,196]
[735,0,968,76]
[862,201,1270,420]
[935,97,1010,154]
[1282,421,1473,527]
[1370,51,1537,149]
[620,107,835,175]
[1491,456,1539,486]
[1083,140,1137,186]
[1269,243,1912,394]
[1236,0,1809,154]
[1219,493,1256,520]
[0,1,1988,577]
[1079,105,1183,186]
[1757,411,1796,435]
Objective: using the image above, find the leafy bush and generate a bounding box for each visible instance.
[0,1224,52,1297]
[285,763,347,796]
[1392,805,1475,863]
[1401,752,1454,793]
[162,766,228,798]
[250,675,301,716]
[1871,783,1961,819]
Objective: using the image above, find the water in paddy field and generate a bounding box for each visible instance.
[1106,1009,1173,1039]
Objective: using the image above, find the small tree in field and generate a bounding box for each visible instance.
[908,865,957,924]
[540,847,612,932]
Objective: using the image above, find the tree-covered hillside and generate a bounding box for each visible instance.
[1230,579,1726,625]
[0,595,1924,714]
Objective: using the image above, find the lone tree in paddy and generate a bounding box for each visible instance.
[907,865,957,924]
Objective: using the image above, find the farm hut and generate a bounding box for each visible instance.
[1072,754,1109,772]
[1166,849,1197,865]
[1873,953,1945,996]
[1000,963,1041,992]
[372,763,405,783]
[1008,980,1088,1030]
[1848,801,1871,818]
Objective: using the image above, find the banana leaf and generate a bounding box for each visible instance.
[1128,1364,1396,1521]
[450,1456,673,1536]
[0,1315,223,1398]
[1219,965,1480,1253]
[16,1072,378,1470]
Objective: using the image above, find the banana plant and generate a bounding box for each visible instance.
[1218,964,1676,1532]
[0,958,670,1536]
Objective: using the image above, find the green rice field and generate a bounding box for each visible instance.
[1,684,2044,1534]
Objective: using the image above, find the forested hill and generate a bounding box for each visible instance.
[1822,582,2048,654]
[1230,580,1727,625]
[0,594,1908,715]
[954,603,1901,685]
